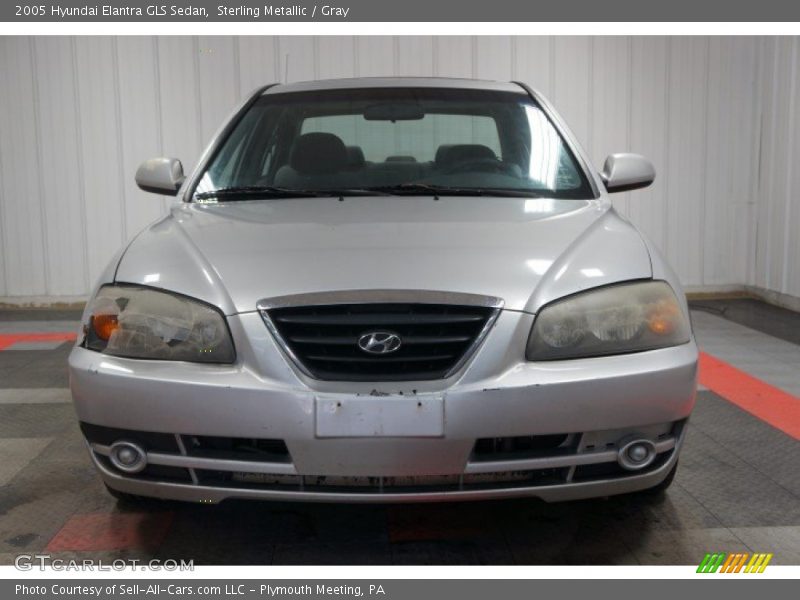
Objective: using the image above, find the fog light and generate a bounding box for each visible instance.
[628,444,649,462]
[108,440,147,474]
[617,439,656,471]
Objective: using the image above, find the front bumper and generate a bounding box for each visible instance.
[69,310,698,503]
[90,433,684,503]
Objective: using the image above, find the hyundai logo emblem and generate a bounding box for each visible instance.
[358,331,402,355]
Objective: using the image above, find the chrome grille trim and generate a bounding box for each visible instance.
[91,443,299,475]
[256,289,504,311]
[91,435,677,488]
[91,437,676,479]
[464,436,676,474]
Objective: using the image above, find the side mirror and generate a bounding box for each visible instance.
[600,153,655,193]
[135,157,185,196]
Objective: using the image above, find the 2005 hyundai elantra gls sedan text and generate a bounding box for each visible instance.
[69,78,698,504]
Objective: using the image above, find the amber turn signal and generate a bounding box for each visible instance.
[92,314,119,341]
[647,301,680,336]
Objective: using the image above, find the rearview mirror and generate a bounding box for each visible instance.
[363,103,424,121]
[600,153,655,193]
[135,157,185,196]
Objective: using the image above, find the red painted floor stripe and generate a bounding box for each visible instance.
[0,332,76,350]
[699,351,800,440]
[46,512,174,552]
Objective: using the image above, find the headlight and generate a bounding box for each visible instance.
[526,280,690,361]
[84,285,235,363]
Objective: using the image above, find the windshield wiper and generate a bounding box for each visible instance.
[195,184,544,201]
[195,186,319,200]
[194,186,391,201]
[361,183,544,198]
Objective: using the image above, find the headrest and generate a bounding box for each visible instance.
[385,155,417,162]
[435,144,497,168]
[345,145,365,168]
[290,133,348,174]
[434,145,455,165]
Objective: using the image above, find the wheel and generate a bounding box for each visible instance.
[639,461,678,496]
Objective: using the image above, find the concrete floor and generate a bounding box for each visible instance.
[0,300,798,565]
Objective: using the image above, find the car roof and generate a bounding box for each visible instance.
[261,77,530,95]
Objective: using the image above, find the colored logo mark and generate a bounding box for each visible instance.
[697,552,773,573]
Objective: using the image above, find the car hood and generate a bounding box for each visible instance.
[115,196,652,315]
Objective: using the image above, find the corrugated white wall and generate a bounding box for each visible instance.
[0,35,793,303]
[752,37,800,303]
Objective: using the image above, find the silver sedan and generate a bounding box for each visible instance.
[69,78,697,504]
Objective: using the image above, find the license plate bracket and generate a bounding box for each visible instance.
[315,394,445,438]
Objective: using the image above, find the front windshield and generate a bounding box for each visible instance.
[193,87,595,200]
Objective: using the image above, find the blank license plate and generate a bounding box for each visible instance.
[315,394,444,438]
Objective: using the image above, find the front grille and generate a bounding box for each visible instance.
[472,433,578,462]
[80,422,179,453]
[182,435,290,463]
[265,302,498,381]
